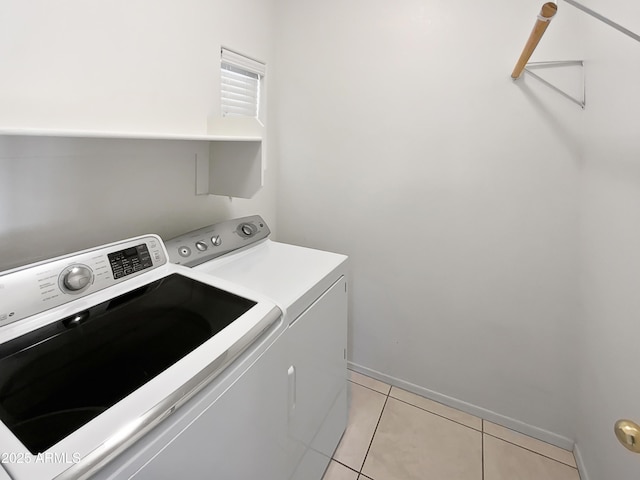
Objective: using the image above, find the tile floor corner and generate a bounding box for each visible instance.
[323,370,580,480]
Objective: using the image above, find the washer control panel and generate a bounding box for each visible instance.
[166,215,271,267]
[0,235,167,328]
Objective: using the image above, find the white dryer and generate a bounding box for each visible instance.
[165,215,349,480]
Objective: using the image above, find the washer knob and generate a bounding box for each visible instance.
[62,265,93,292]
[195,241,208,251]
[211,235,222,246]
[241,224,253,236]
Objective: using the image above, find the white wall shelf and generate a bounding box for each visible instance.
[0,127,264,199]
[0,127,261,142]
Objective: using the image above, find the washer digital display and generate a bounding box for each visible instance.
[108,244,153,279]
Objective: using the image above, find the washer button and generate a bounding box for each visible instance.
[195,241,208,252]
[178,246,191,257]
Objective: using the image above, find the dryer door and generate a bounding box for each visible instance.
[287,276,348,479]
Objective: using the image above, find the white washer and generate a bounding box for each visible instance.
[165,215,349,480]
[0,235,290,480]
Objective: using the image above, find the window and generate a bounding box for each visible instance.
[220,48,265,119]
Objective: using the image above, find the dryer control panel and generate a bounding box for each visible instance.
[0,235,167,328]
[166,215,271,267]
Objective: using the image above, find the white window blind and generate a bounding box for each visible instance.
[221,48,265,118]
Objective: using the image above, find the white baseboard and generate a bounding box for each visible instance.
[348,361,575,452]
[573,444,590,480]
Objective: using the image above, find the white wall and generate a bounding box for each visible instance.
[274,0,584,444]
[0,0,278,271]
[0,0,272,134]
[3,1,639,476]
[574,1,640,478]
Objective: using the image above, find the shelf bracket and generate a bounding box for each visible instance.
[195,153,210,195]
[523,60,585,109]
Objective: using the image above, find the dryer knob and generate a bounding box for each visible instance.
[62,265,93,292]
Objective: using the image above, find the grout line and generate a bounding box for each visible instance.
[331,459,360,476]
[388,395,482,432]
[483,432,579,469]
[359,392,390,474]
[481,419,485,480]
[347,378,391,396]
[347,379,391,397]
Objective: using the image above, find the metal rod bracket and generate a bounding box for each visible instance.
[522,60,586,109]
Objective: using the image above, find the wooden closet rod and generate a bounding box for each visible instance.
[511,2,558,79]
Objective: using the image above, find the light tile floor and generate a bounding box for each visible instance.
[323,370,580,480]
